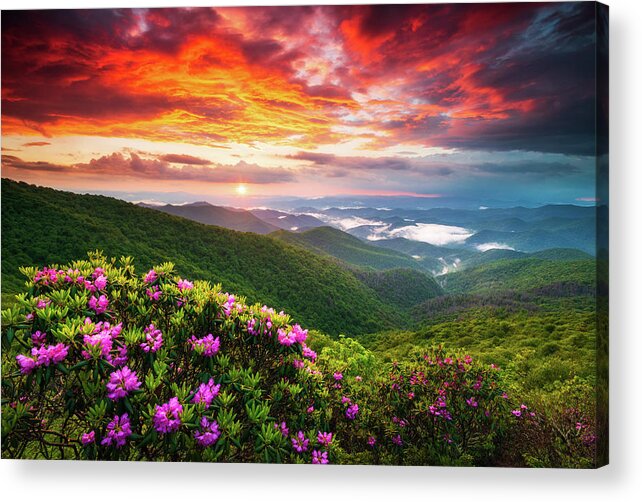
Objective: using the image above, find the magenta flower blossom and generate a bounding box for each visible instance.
[317,431,333,447]
[275,421,289,437]
[302,345,317,361]
[511,409,522,417]
[16,354,36,374]
[177,278,194,291]
[101,413,132,448]
[106,366,141,400]
[392,434,403,446]
[333,372,343,381]
[88,294,109,314]
[81,431,96,445]
[466,397,478,408]
[291,431,309,453]
[31,330,47,347]
[341,396,351,405]
[312,450,329,464]
[146,286,162,301]
[345,403,359,420]
[153,397,183,433]
[144,269,158,284]
[94,274,108,290]
[194,417,221,447]
[293,359,305,369]
[140,324,163,353]
[277,328,297,347]
[367,436,377,447]
[355,375,362,382]
[307,405,314,414]
[191,378,220,409]
[291,324,308,343]
[36,298,51,309]
[189,334,220,357]
[29,343,69,368]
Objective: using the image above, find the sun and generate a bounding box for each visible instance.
[235,183,248,195]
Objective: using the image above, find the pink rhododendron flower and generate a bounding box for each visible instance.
[140,324,163,353]
[291,431,309,453]
[194,417,221,447]
[277,328,297,346]
[106,366,141,400]
[31,343,69,367]
[317,431,333,447]
[88,294,109,314]
[153,397,183,433]
[345,403,359,420]
[146,286,162,301]
[275,421,289,437]
[355,375,362,382]
[307,405,315,413]
[333,372,343,381]
[16,354,36,374]
[291,324,308,343]
[31,330,47,347]
[392,434,403,446]
[191,378,220,409]
[189,334,220,357]
[466,397,478,408]
[367,436,377,447]
[302,344,317,361]
[511,410,522,417]
[293,359,305,369]
[177,279,193,291]
[81,431,96,445]
[312,450,329,464]
[101,414,131,448]
[144,269,158,283]
[94,274,108,290]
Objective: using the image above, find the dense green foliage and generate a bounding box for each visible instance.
[354,268,443,310]
[1,179,401,336]
[440,258,596,294]
[272,226,431,272]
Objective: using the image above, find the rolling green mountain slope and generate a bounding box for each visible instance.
[1,179,402,336]
[140,201,280,234]
[440,257,596,295]
[354,268,443,310]
[272,226,432,272]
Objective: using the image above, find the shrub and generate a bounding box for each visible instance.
[1,252,334,463]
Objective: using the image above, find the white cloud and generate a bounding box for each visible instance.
[475,242,515,252]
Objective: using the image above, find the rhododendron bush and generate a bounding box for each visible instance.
[1,253,595,466]
[1,253,331,462]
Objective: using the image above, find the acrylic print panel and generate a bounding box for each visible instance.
[0,2,608,467]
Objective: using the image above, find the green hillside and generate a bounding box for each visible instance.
[1,179,402,336]
[272,226,431,272]
[353,267,443,310]
[144,202,280,234]
[440,258,596,294]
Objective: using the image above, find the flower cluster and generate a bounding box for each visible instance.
[140,324,163,353]
[88,294,109,314]
[291,430,309,453]
[153,397,183,433]
[194,417,221,447]
[101,414,132,448]
[191,378,221,409]
[106,366,141,400]
[16,343,69,374]
[189,334,220,357]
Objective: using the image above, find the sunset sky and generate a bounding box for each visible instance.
[1,3,600,206]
